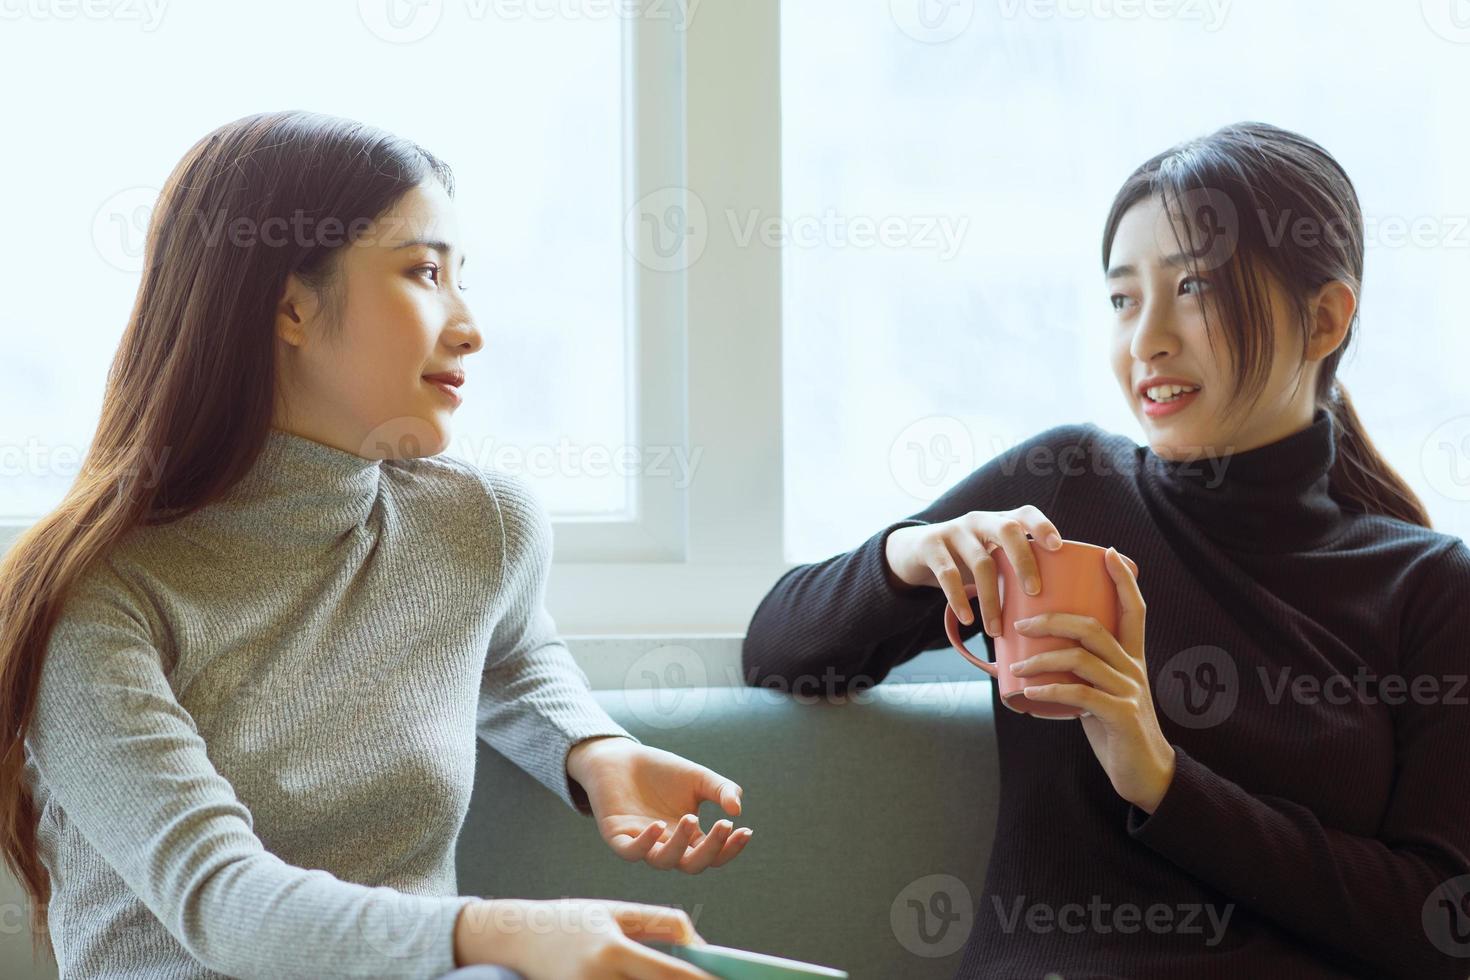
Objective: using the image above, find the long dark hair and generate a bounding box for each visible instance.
[1102,121,1430,529]
[0,110,454,960]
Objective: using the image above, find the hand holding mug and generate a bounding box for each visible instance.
[883,506,1066,637]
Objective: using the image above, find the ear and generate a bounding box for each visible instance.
[275,274,321,348]
[1306,279,1355,361]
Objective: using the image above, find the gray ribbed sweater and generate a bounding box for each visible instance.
[21,426,638,979]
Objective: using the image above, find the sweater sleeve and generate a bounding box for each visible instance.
[26,560,476,980]
[1124,540,1470,979]
[742,423,1090,691]
[475,468,640,815]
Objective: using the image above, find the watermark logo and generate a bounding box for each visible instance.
[1422,414,1470,503]
[93,186,161,274]
[890,0,975,43]
[358,416,445,460]
[1258,666,1468,708]
[1424,874,1470,956]
[891,873,974,957]
[0,0,167,30]
[357,887,445,960]
[1154,644,1237,729]
[625,187,709,273]
[996,0,1230,31]
[358,0,444,43]
[1156,186,1240,273]
[889,416,976,501]
[1422,0,1470,43]
[623,644,709,729]
[359,0,700,41]
[992,894,1234,945]
[728,209,969,260]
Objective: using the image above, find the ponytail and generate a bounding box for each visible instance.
[1325,381,1432,529]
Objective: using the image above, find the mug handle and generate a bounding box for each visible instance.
[943,582,998,679]
[940,548,1139,679]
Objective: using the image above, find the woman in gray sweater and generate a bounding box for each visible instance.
[0,110,749,980]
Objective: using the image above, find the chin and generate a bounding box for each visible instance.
[359,413,451,460]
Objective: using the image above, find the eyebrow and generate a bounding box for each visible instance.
[1105,251,1195,281]
[394,238,467,266]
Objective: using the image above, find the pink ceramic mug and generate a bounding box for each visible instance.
[943,538,1139,720]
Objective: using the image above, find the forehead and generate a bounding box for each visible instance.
[1110,194,1224,277]
[365,182,459,250]
[1112,196,1173,254]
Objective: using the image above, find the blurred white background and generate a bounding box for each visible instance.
[2,2,1469,975]
[0,0,1466,629]
[0,1,629,519]
[781,0,1470,559]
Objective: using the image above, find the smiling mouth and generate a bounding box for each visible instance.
[1142,385,1202,404]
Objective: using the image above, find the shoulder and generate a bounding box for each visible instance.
[37,552,169,715]
[53,549,161,644]
[1012,421,1127,459]
[1389,523,1470,593]
[1336,515,1470,631]
[398,453,552,575]
[1067,422,1137,463]
[1013,421,1136,480]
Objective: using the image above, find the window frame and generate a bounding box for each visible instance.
[545,0,791,633]
[0,1,794,639]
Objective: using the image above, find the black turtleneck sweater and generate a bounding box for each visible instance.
[743,407,1470,979]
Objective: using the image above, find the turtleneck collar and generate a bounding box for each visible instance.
[177,427,384,552]
[1137,406,1344,553]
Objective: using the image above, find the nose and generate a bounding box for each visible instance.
[1128,295,1180,364]
[444,300,483,356]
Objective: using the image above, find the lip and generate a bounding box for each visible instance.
[422,370,465,388]
[1140,386,1201,418]
[423,377,463,407]
[1135,375,1201,398]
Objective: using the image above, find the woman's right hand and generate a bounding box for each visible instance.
[456,897,717,979]
[883,506,1064,638]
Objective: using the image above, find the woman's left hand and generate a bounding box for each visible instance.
[1008,546,1177,813]
[566,736,754,872]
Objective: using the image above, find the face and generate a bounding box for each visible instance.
[1106,194,1351,461]
[273,180,481,459]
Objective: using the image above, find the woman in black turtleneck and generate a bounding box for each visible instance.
[742,122,1470,980]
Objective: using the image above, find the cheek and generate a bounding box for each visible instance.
[356,288,440,363]
[324,321,429,409]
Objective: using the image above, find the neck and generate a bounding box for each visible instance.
[175,426,384,553]
[1139,406,1342,553]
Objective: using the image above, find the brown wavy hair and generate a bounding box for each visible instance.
[1102,120,1431,528]
[0,109,454,961]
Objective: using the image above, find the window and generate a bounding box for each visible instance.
[0,1,637,528]
[2,1,1465,636]
[780,0,1470,562]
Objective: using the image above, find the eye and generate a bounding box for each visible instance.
[1110,292,1137,313]
[1179,275,1210,296]
[414,264,440,284]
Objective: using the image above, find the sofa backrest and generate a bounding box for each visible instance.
[458,680,999,980]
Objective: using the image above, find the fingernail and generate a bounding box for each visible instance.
[1024,576,1039,595]
[988,618,1002,636]
[1046,533,1062,549]
[1015,617,1033,629]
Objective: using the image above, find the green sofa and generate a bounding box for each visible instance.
[458,671,998,980]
